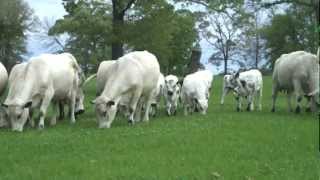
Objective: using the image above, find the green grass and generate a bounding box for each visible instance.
[0,76,318,180]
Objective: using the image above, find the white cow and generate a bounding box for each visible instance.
[272,51,319,113]
[181,70,213,115]
[149,73,165,117]
[228,69,263,112]
[92,51,160,128]
[163,75,180,116]
[3,53,82,131]
[0,62,8,127]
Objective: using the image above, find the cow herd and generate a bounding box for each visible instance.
[0,49,318,132]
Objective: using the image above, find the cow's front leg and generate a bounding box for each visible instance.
[236,96,242,112]
[38,88,54,129]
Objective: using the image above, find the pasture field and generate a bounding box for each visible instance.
[0,76,318,180]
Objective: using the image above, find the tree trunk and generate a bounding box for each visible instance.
[111,3,125,59]
[188,49,202,74]
[224,58,228,75]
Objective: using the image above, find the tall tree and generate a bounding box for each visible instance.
[51,0,112,73]
[0,0,35,70]
[111,0,136,59]
[261,3,319,67]
[200,13,239,74]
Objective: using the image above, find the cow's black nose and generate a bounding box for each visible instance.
[168,91,173,96]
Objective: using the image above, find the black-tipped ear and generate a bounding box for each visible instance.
[24,101,32,108]
[235,72,240,78]
[2,103,8,108]
[106,101,115,106]
[240,80,246,87]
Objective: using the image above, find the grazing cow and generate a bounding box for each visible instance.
[92,51,160,128]
[0,62,8,127]
[271,51,319,113]
[2,53,82,131]
[220,74,233,105]
[149,73,165,117]
[163,75,180,116]
[229,69,263,112]
[181,70,213,115]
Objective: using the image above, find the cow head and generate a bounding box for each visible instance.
[165,79,178,97]
[2,101,31,132]
[91,96,116,128]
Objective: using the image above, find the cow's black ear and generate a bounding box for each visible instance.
[235,72,240,78]
[240,80,246,87]
[24,101,32,108]
[2,103,8,108]
[106,101,115,107]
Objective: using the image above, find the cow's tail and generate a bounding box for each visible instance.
[317,47,319,63]
[83,74,97,86]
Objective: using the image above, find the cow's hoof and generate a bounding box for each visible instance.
[295,106,301,114]
[236,107,240,112]
[128,120,134,125]
[38,124,44,130]
[305,107,311,112]
[271,108,275,112]
[246,107,251,111]
[75,109,85,115]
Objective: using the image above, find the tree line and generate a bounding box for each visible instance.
[0,0,319,75]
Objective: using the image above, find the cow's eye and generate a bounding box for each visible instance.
[17,114,22,119]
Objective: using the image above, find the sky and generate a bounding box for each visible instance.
[24,0,218,73]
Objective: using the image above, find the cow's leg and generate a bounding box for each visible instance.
[38,88,54,129]
[246,94,254,111]
[256,89,262,111]
[143,95,153,122]
[220,88,229,105]
[236,96,242,112]
[28,108,35,128]
[166,101,171,116]
[58,102,65,120]
[271,84,278,112]
[305,96,312,112]
[134,99,143,122]
[50,101,58,126]
[293,80,303,113]
[286,92,293,112]
[128,90,142,124]
[69,90,76,124]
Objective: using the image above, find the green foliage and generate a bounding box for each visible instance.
[125,0,197,74]
[50,0,113,72]
[51,0,197,75]
[0,76,318,179]
[0,0,35,69]
[261,4,319,67]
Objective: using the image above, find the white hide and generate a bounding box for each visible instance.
[93,51,160,128]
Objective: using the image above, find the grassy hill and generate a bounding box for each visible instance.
[0,76,318,180]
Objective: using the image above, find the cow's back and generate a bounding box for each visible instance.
[97,60,116,95]
[274,51,318,92]
[118,51,160,93]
